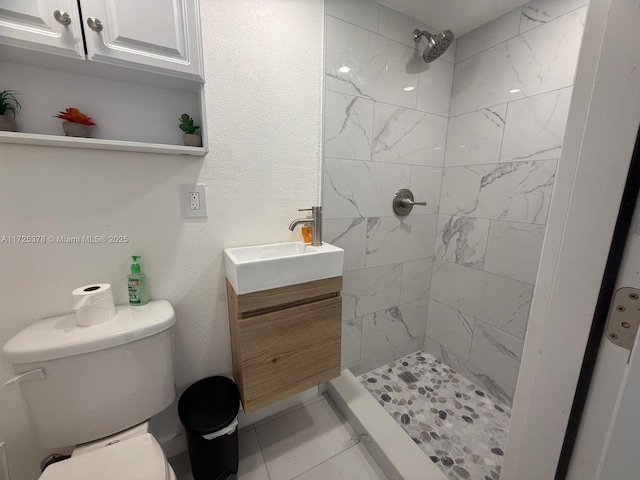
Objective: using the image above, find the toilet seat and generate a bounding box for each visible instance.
[39,433,174,480]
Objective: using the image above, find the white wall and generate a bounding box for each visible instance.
[0,1,325,479]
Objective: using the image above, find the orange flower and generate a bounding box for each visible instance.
[55,107,96,126]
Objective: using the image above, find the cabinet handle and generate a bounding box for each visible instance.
[53,9,71,26]
[87,17,103,32]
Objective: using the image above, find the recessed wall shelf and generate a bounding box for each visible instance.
[0,1,207,158]
[0,131,207,157]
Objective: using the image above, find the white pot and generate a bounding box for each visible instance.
[62,121,91,137]
[0,114,16,132]
[183,133,202,147]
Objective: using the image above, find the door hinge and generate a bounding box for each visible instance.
[605,287,640,351]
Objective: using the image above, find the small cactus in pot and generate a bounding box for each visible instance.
[179,113,201,147]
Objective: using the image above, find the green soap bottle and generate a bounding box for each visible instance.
[128,255,148,306]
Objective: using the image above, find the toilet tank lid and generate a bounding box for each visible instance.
[2,300,176,364]
[39,433,169,480]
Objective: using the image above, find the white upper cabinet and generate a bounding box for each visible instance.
[0,0,84,58]
[81,0,203,82]
[0,0,203,82]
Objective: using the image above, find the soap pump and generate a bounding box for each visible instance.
[128,255,148,306]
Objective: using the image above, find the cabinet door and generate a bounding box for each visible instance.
[80,0,204,82]
[238,297,342,413]
[0,0,84,58]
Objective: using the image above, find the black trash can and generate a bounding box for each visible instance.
[178,376,241,480]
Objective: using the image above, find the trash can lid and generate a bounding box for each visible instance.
[178,376,241,434]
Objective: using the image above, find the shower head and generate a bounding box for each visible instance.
[412,28,455,63]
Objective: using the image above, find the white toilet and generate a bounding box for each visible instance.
[2,300,178,479]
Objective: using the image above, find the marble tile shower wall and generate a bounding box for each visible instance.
[425,0,589,405]
[322,0,588,404]
[322,0,451,375]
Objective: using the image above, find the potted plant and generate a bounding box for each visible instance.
[55,107,96,137]
[0,90,21,132]
[179,113,201,147]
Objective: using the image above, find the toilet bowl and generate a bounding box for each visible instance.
[2,300,178,479]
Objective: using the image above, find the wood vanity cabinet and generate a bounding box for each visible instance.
[226,277,342,413]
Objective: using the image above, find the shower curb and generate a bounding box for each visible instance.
[328,370,447,480]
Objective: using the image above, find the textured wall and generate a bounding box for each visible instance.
[0,1,324,478]
[425,0,588,405]
[322,0,451,375]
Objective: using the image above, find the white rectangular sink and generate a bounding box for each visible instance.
[224,241,344,294]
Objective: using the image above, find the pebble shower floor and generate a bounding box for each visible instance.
[359,351,511,480]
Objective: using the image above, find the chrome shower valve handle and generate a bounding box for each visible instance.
[393,189,427,216]
[399,198,427,207]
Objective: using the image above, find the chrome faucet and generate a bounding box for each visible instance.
[288,206,322,246]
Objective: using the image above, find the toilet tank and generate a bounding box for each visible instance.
[1,300,176,448]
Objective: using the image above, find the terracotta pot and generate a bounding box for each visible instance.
[0,114,16,132]
[183,133,202,147]
[62,121,91,137]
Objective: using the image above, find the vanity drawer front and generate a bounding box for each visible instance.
[238,296,341,412]
[236,276,342,315]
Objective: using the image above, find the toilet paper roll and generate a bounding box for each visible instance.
[72,283,116,326]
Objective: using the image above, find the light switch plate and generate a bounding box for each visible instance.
[180,184,207,218]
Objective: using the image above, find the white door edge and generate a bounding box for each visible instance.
[502,0,640,477]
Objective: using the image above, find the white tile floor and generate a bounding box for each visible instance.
[170,396,387,480]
